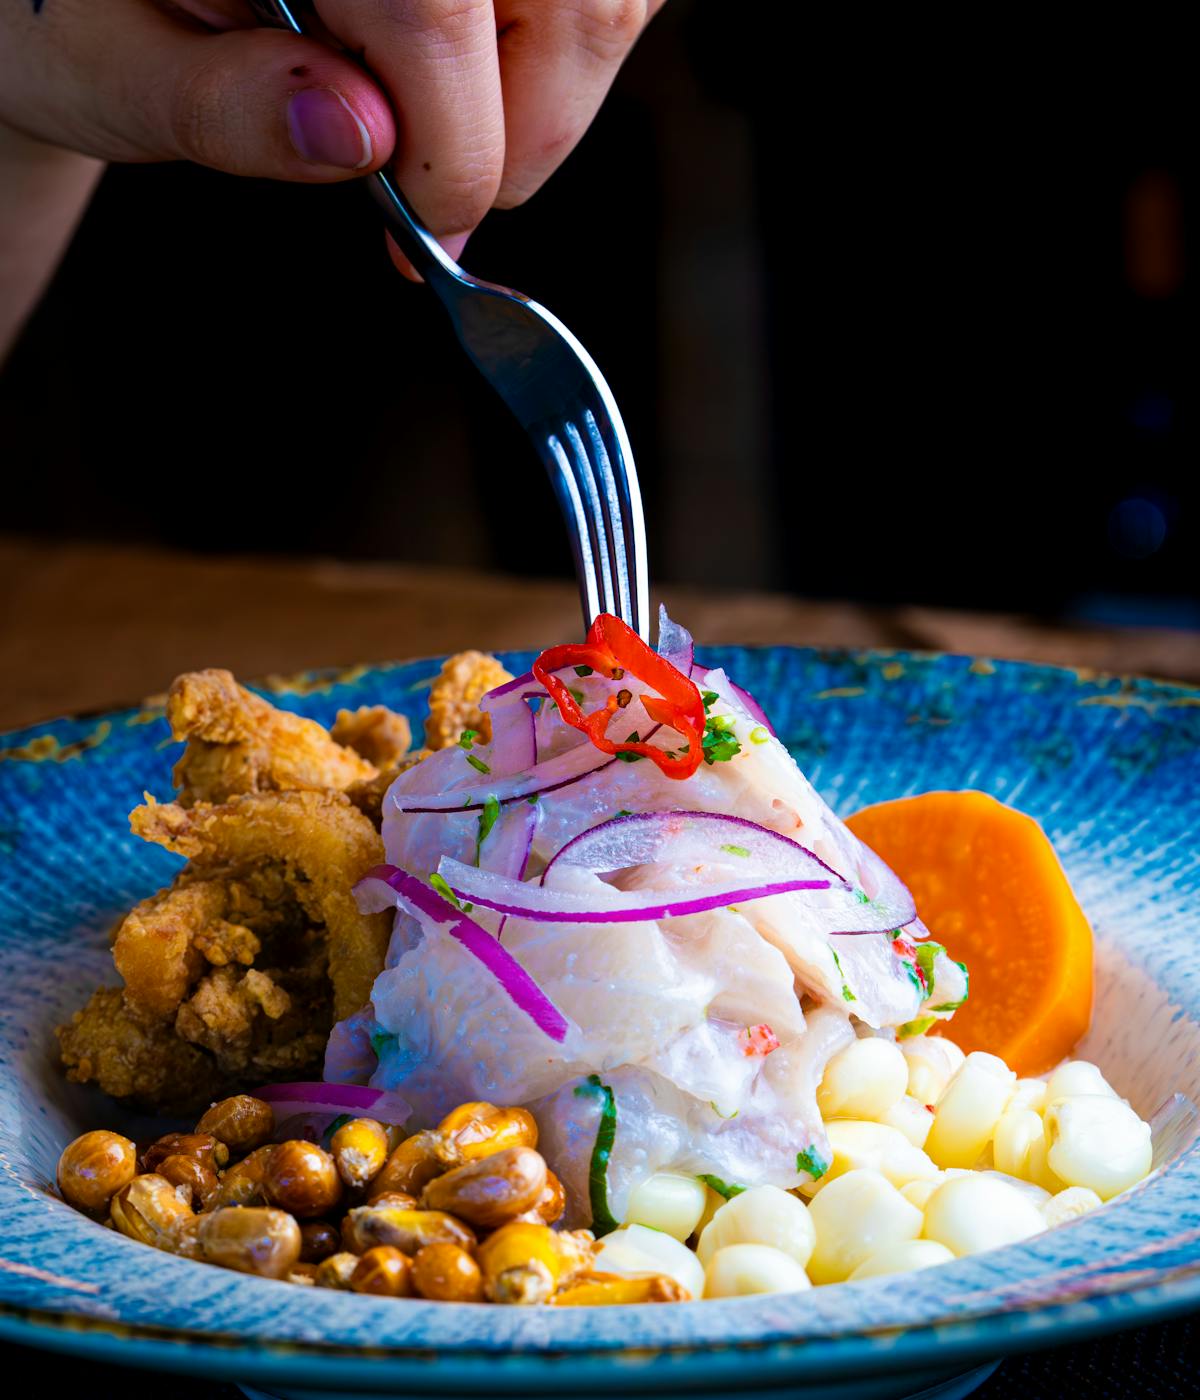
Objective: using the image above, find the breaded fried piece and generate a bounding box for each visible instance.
[131,790,390,1021]
[168,669,376,806]
[57,987,226,1114]
[112,879,230,1020]
[424,651,513,751]
[331,705,413,768]
[345,749,430,827]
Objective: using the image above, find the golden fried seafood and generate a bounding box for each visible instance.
[168,669,377,806]
[131,790,389,1021]
[330,705,413,768]
[424,651,513,751]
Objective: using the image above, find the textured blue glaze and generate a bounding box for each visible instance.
[2,647,1199,1392]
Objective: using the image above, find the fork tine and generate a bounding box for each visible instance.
[578,408,631,627]
[578,388,649,642]
[542,432,602,629]
[561,420,619,619]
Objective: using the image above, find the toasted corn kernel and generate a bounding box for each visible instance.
[299,1221,342,1263]
[342,1205,476,1257]
[263,1140,342,1219]
[535,1171,566,1225]
[330,1117,390,1190]
[412,1242,485,1302]
[372,1130,461,1198]
[365,1190,419,1210]
[197,1206,302,1278]
[155,1154,220,1211]
[287,1263,319,1285]
[552,1272,688,1306]
[351,1245,414,1297]
[422,1146,547,1229]
[478,1220,566,1305]
[213,1145,273,1208]
[315,1251,360,1290]
[142,1132,229,1174]
[195,1095,275,1156]
[109,1174,195,1252]
[437,1102,539,1161]
[57,1130,137,1214]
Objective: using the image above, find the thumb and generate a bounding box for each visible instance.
[110,17,396,180]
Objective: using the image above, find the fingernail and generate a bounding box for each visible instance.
[287,89,372,170]
[441,232,470,264]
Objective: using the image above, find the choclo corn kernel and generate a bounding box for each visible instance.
[625,1171,708,1241]
[806,1170,923,1285]
[1044,1095,1153,1200]
[924,1052,1016,1170]
[848,1239,956,1279]
[593,1223,705,1300]
[922,1174,1044,1256]
[695,1185,815,1270]
[818,1037,909,1120]
[703,1243,811,1297]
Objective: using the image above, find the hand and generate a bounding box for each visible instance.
[0,0,665,264]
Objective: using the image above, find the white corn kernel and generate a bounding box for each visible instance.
[976,1170,1050,1207]
[802,1120,937,1197]
[806,1169,923,1285]
[696,1184,815,1269]
[1024,1134,1067,1193]
[901,1035,965,1105]
[993,1107,1046,1178]
[879,1096,935,1149]
[1041,1186,1103,1228]
[817,1037,909,1120]
[848,1239,956,1280]
[625,1172,708,1241]
[922,1174,1044,1256]
[1044,1095,1153,1201]
[1044,1060,1118,1106]
[1008,1078,1049,1114]
[925,1052,1016,1169]
[692,1185,725,1240]
[593,1223,705,1299]
[703,1243,811,1298]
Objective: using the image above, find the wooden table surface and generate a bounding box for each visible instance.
[2,536,1199,731]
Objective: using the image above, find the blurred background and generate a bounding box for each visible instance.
[0,4,1194,631]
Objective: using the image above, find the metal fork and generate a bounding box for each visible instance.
[248,0,650,640]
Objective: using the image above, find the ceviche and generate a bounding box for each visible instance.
[54,612,1160,1303]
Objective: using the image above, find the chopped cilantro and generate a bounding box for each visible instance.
[457,728,479,750]
[475,794,500,862]
[574,1075,619,1236]
[615,809,633,818]
[430,872,464,909]
[897,1015,938,1039]
[616,730,645,763]
[915,941,945,995]
[465,752,491,775]
[702,690,720,710]
[709,1102,739,1120]
[527,794,539,805]
[930,960,969,1012]
[325,1113,353,1142]
[796,1147,829,1180]
[369,1029,398,1058]
[902,959,924,994]
[720,843,751,858]
[702,712,742,764]
[699,1174,746,1200]
[749,726,770,745]
[830,948,856,1002]
[574,664,594,677]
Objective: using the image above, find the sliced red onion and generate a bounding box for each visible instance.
[390,736,617,814]
[354,865,569,1043]
[657,605,695,676]
[482,799,539,940]
[541,810,846,886]
[482,696,537,776]
[250,1080,412,1126]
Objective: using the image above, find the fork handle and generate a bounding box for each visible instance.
[245,0,462,289]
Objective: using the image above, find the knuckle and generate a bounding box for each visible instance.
[169,56,234,167]
[572,0,648,57]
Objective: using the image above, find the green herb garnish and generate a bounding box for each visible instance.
[830,948,856,1002]
[616,730,645,763]
[574,1074,619,1236]
[457,728,479,749]
[702,712,742,764]
[699,1174,746,1200]
[430,872,464,909]
[930,960,969,1012]
[465,753,491,775]
[702,690,720,710]
[915,941,945,996]
[897,1015,938,1039]
[475,794,500,863]
[574,664,594,677]
[796,1147,829,1180]
[709,1102,739,1120]
[749,726,770,745]
[369,1029,398,1058]
[719,843,751,858]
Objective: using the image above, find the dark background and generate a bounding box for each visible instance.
[1,5,1194,630]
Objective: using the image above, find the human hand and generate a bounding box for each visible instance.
[0,0,665,266]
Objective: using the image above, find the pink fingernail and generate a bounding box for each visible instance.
[287,89,372,170]
[442,233,471,263]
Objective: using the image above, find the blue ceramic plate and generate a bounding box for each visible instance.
[2,646,1200,1400]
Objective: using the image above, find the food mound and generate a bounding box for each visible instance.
[55,614,1159,1303]
[57,655,512,1112]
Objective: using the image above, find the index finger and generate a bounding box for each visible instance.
[314,0,506,241]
